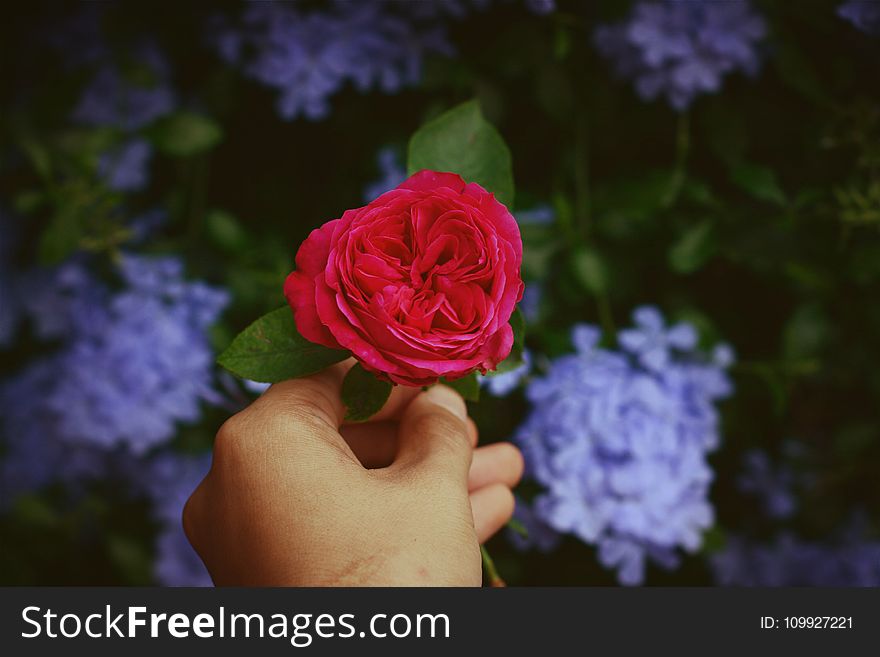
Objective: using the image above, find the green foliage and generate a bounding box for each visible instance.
[441,372,481,402]
[148,111,223,157]
[571,245,609,294]
[668,220,717,274]
[729,162,786,206]
[205,209,250,252]
[217,307,350,383]
[408,99,515,208]
[507,517,529,539]
[38,181,127,264]
[342,363,393,422]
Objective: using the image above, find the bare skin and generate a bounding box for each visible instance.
[183,360,524,586]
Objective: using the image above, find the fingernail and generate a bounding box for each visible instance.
[424,384,467,420]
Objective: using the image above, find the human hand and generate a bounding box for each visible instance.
[183,361,523,586]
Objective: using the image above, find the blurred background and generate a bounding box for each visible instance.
[1,0,879,586]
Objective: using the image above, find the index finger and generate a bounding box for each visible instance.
[259,358,423,427]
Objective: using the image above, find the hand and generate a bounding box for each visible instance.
[183,361,523,586]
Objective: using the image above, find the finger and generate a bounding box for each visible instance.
[470,483,515,544]
[340,421,398,468]
[468,443,524,492]
[343,416,479,469]
[261,355,421,427]
[466,417,479,448]
[257,360,351,430]
[393,385,472,485]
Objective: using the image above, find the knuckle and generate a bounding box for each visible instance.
[410,409,468,451]
[266,380,339,429]
[213,413,248,462]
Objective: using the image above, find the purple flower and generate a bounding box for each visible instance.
[98,138,153,192]
[141,450,212,586]
[712,526,880,587]
[594,1,767,110]
[71,41,175,131]
[0,358,119,506]
[515,204,555,226]
[737,449,798,520]
[514,307,733,584]
[617,305,699,372]
[519,282,543,324]
[2,255,229,467]
[363,147,407,201]
[524,0,556,16]
[243,380,271,395]
[838,1,880,35]
[43,4,110,68]
[154,525,213,587]
[508,496,562,552]
[211,1,453,120]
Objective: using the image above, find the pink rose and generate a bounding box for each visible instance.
[284,170,524,386]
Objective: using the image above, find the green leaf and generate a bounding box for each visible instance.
[730,163,786,205]
[441,372,480,402]
[668,220,717,274]
[782,304,829,361]
[571,245,608,295]
[13,189,47,214]
[489,353,525,376]
[217,307,350,383]
[18,136,53,180]
[407,99,514,208]
[206,209,249,253]
[342,363,393,422]
[107,535,153,585]
[510,307,525,354]
[699,526,727,556]
[148,111,223,157]
[39,206,84,264]
[506,518,529,539]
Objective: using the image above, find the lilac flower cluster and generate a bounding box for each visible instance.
[518,283,544,324]
[97,139,153,193]
[2,255,228,457]
[71,41,176,131]
[139,451,213,586]
[513,307,733,585]
[712,527,880,586]
[838,0,880,35]
[711,442,879,586]
[593,1,767,110]
[363,147,407,201]
[211,2,453,121]
[61,6,176,192]
[737,448,800,520]
[0,242,225,584]
[213,0,555,121]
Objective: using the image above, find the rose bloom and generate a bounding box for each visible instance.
[284,170,523,386]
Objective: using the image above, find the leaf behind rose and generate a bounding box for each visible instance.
[217,306,350,383]
[407,99,515,208]
[341,363,393,422]
[440,372,480,402]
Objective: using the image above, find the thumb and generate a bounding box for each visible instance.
[392,385,472,486]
